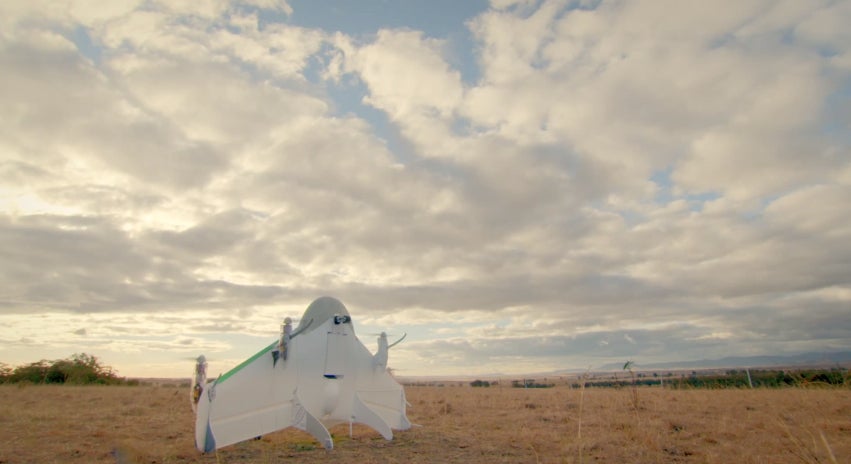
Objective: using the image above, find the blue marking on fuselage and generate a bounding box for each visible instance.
[204,421,216,453]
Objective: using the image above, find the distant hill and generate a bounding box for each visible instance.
[600,351,851,371]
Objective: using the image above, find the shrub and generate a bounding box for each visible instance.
[0,362,11,384]
[2,353,127,385]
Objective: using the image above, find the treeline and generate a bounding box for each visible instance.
[511,379,554,388]
[669,368,848,389]
[469,379,555,388]
[572,368,849,389]
[0,353,132,385]
[574,378,662,389]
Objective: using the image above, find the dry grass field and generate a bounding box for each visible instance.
[1,383,849,463]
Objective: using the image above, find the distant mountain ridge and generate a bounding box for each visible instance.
[600,351,851,371]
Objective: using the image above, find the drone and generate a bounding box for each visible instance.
[191,296,411,452]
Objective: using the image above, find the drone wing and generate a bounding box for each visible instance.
[194,340,330,452]
[349,337,412,435]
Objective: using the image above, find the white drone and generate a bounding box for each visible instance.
[190,296,411,452]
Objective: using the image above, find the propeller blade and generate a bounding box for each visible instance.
[388,332,407,348]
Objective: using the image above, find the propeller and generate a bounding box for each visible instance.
[365,332,407,347]
[388,332,407,348]
[182,355,215,363]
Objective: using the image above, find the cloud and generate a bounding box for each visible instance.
[1,33,228,191]
[463,0,847,205]
[0,0,849,376]
[343,29,463,120]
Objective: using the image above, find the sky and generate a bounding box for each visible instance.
[1,0,850,379]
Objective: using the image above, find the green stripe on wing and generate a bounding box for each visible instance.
[217,340,277,384]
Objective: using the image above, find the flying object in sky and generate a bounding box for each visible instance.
[191,296,411,452]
